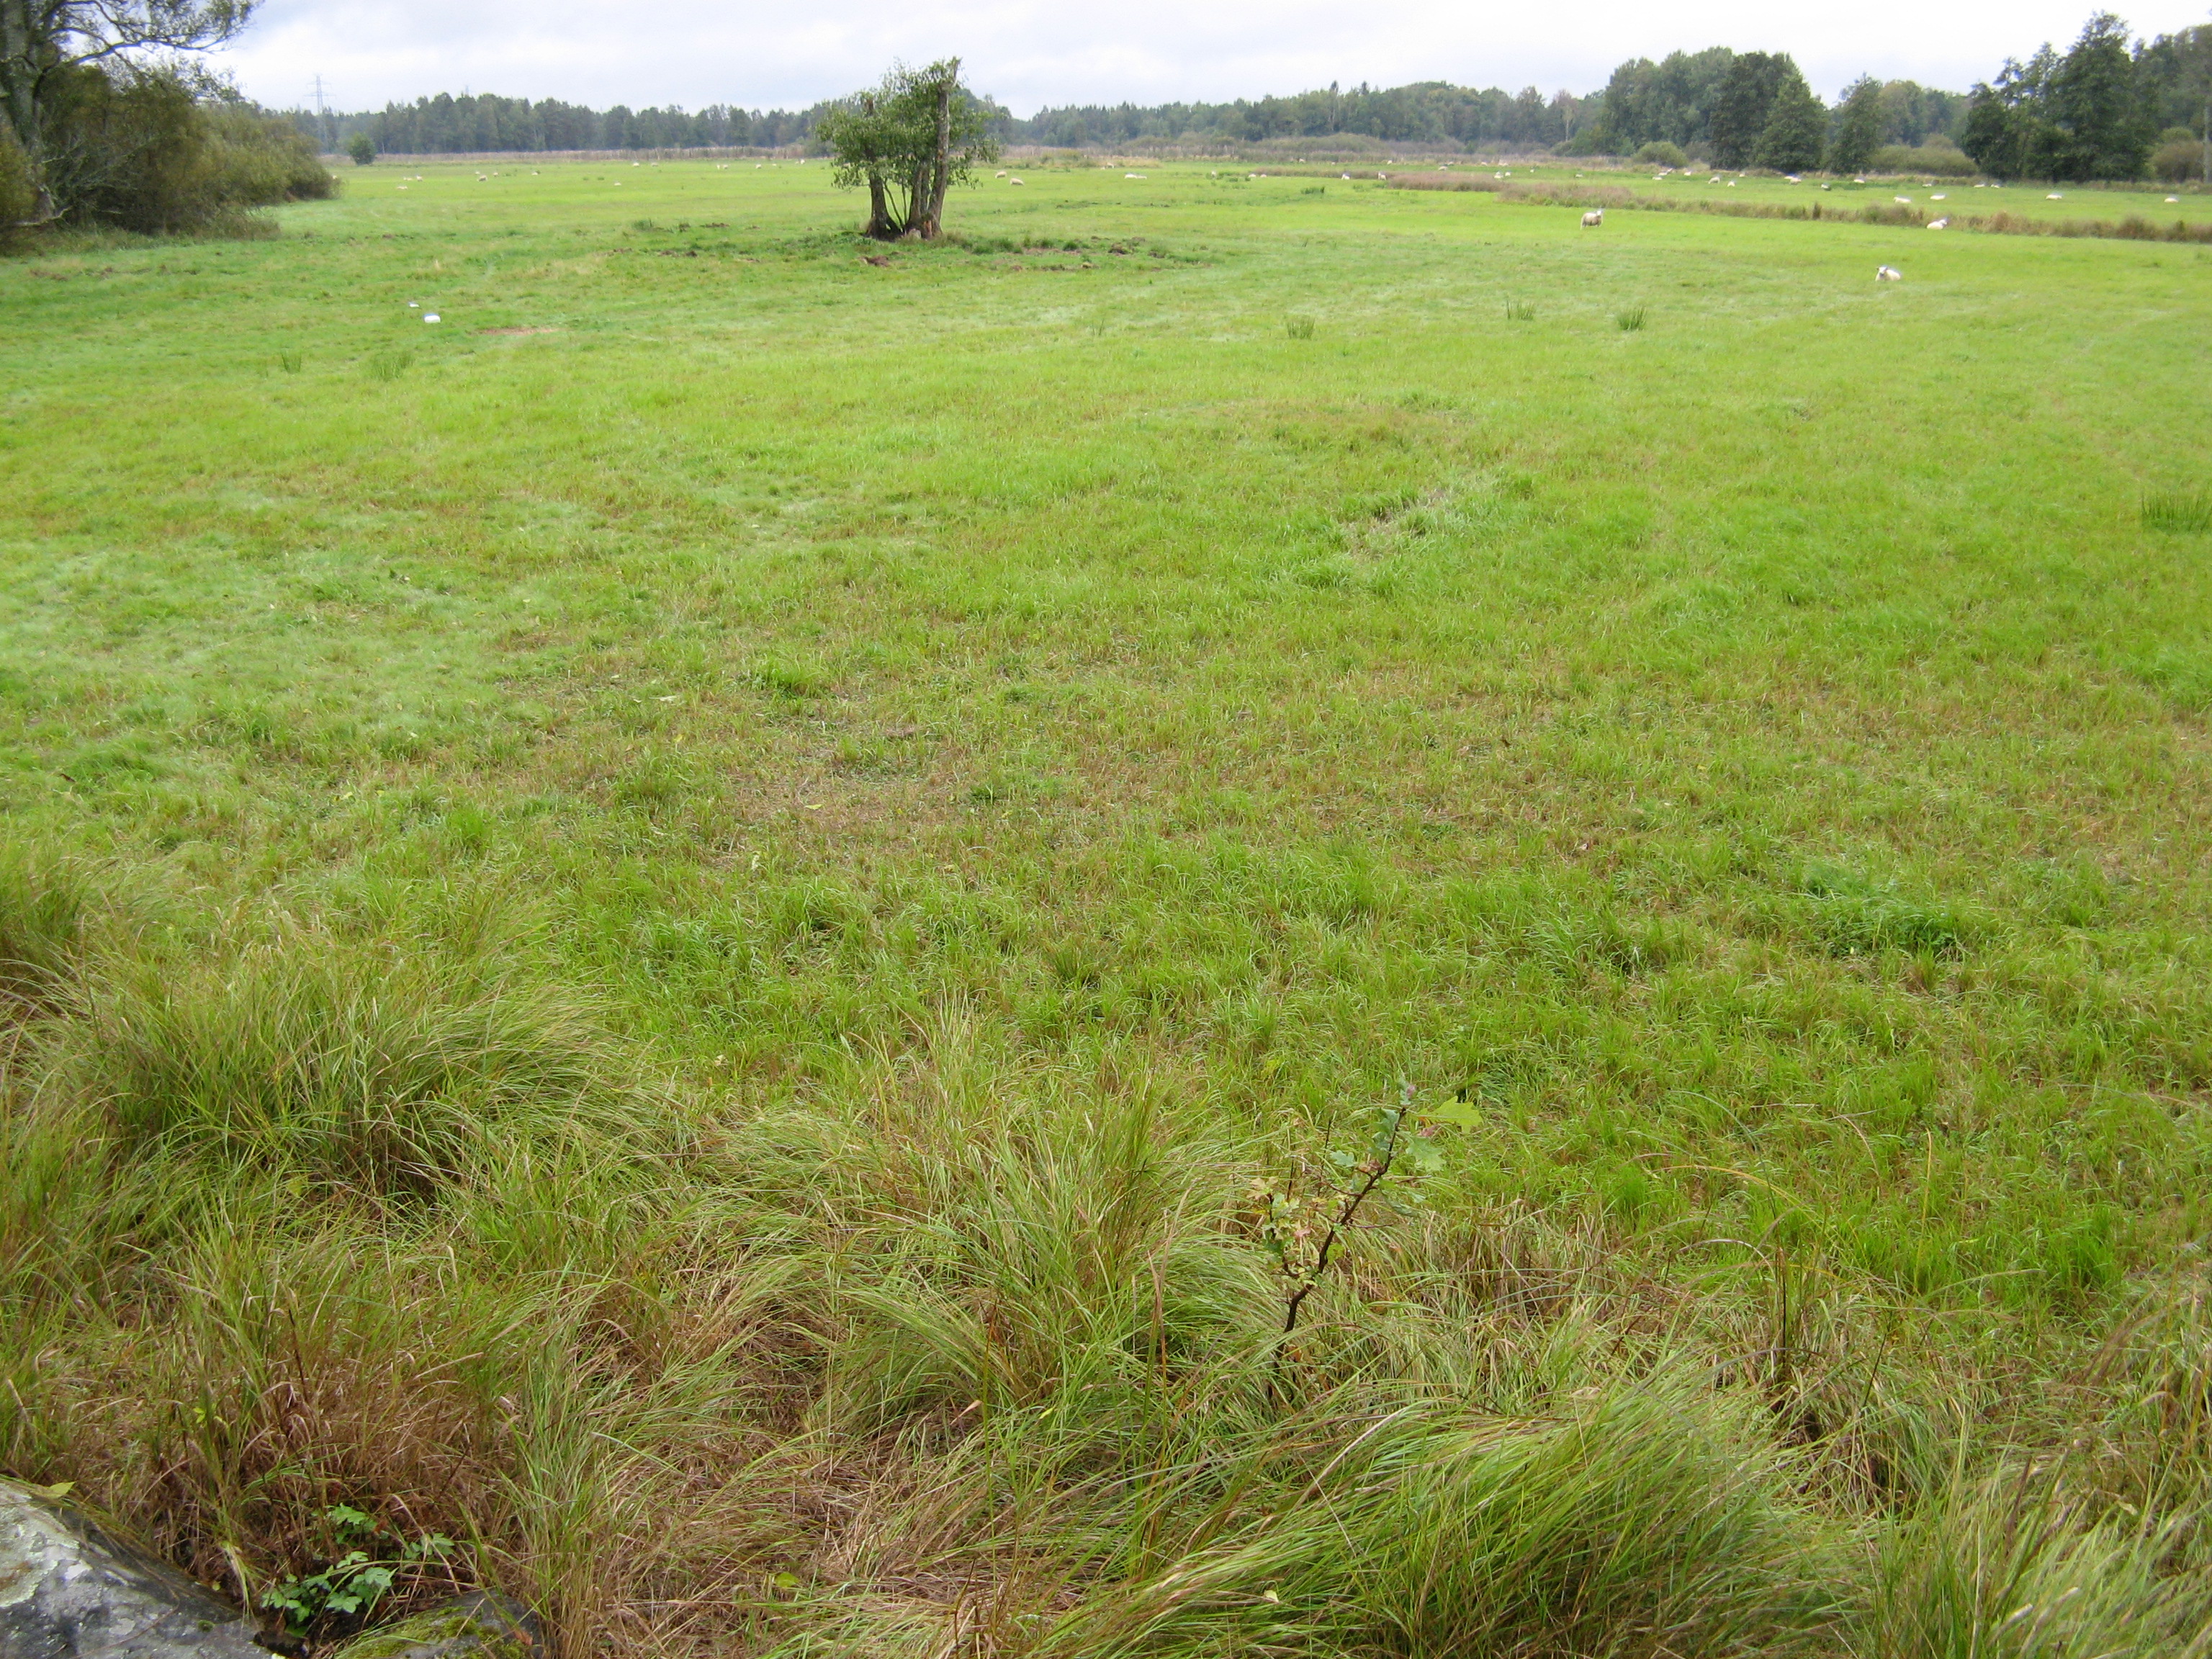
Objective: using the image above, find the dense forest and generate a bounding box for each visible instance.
[297,12,2209,182]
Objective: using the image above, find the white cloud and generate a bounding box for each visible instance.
[219,0,2212,114]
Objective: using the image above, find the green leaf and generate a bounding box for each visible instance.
[1426,1098,1485,1128]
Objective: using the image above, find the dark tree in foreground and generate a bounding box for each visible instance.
[0,0,255,222]
[819,58,998,240]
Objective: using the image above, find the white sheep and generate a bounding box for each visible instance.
[1894,195,1912,204]
[1927,217,1949,230]
[1876,265,1902,282]
[1581,210,1604,228]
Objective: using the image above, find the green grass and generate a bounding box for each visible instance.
[4,158,2212,1656]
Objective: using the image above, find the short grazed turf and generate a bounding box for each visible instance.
[4,158,2211,1657]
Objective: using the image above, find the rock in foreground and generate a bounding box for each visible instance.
[325,1594,541,1659]
[0,1480,265,1659]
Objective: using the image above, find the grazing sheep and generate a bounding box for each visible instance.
[1010,177,1024,186]
[2046,192,2063,199]
[1876,265,1902,282]
[1581,210,1604,228]
[1927,216,1949,230]
[1894,195,1912,204]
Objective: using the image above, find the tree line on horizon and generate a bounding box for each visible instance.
[307,14,2208,184]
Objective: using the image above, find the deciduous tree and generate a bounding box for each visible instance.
[0,0,256,221]
[819,58,997,241]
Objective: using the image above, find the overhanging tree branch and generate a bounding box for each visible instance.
[0,0,254,221]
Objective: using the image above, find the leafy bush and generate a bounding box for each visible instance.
[347,133,376,166]
[1635,140,1689,168]
[2152,131,2203,184]
[1871,141,1978,177]
[0,130,35,230]
[32,66,333,234]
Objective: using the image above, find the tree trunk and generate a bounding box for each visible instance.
[0,0,55,222]
[922,76,953,239]
[904,159,929,236]
[865,169,891,238]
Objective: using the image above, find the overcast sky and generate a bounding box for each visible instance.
[217,0,2212,116]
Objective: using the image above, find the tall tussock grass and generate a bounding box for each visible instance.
[50,936,629,1193]
[5,848,2212,1658]
[0,845,109,1012]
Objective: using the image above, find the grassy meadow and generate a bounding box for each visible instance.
[5,156,2212,1656]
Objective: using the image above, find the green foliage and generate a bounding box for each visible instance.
[346,132,375,166]
[1755,67,1829,172]
[1871,140,1980,176]
[1283,313,1315,339]
[1966,14,2158,181]
[30,67,333,233]
[1617,304,1647,330]
[0,129,35,228]
[819,58,999,240]
[1828,77,1885,174]
[261,1504,455,1637]
[1711,51,1798,168]
[2154,131,2206,182]
[1634,140,1690,167]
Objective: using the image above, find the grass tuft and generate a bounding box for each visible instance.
[1283,313,1316,340]
[0,845,104,1012]
[42,923,634,1193]
[1618,305,1647,331]
[2143,487,2212,534]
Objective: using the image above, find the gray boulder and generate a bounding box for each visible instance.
[0,1479,266,1659]
[323,1593,541,1659]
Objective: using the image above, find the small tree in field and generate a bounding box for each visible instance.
[819,58,998,240]
[346,132,374,166]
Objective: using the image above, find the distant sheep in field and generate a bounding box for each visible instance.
[1581,210,1604,228]
[1876,265,1902,281]
[1927,217,1950,230]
